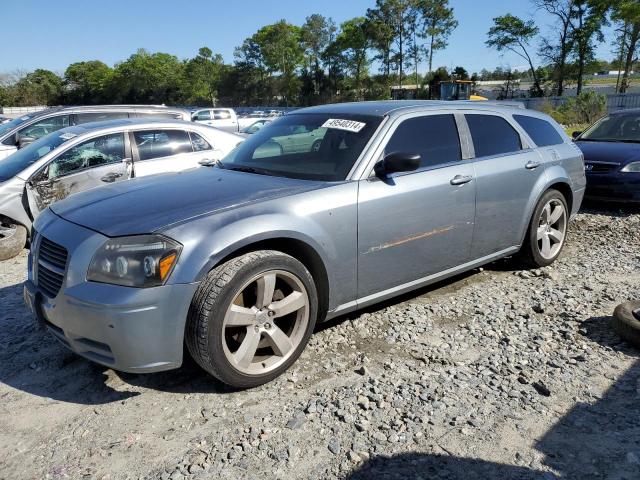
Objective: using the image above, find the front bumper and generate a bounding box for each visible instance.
[585,173,640,202]
[25,209,199,373]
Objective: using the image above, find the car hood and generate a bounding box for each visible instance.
[50,168,326,236]
[575,140,640,165]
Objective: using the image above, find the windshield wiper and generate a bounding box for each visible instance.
[227,166,273,176]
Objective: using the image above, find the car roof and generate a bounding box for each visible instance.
[611,108,640,115]
[295,100,531,118]
[55,118,206,135]
[17,104,189,120]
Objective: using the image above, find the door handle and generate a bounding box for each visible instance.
[101,172,123,183]
[525,161,541,170]
[450,175,473,186]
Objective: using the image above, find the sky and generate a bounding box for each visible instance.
[0,0,615,76]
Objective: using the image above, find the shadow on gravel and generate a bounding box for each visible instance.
[580,199,640,217]
[347,360,640,480]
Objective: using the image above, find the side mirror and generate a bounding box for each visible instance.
[375,152,421,176]
[18,136,36,149]
[572,131,582,140]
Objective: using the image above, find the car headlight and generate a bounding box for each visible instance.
[621,162,640,173]
[87,235,182,287]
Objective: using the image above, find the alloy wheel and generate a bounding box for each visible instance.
[222,270,309,375]
[536,199,567,260]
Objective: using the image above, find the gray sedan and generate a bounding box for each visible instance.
[25,101,586,388]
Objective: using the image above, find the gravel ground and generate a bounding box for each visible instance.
[1,204,639,480]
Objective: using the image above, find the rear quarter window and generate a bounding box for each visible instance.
[513,114,564,147]
[466,114,522,158]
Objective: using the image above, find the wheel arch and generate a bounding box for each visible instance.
[199,235,331,323]
[519,178,574,246]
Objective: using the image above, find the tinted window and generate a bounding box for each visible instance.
[466,115,522,158]
[190,132,211,151]
[0,131,73,182]
[18,115,70,141]
[385,114,461,169]
[194,110,211,121]
[48,133,125,179]
[134,129,192,160]
[75,112,129,124]
[580,113,640,142]
[513,115,563,147]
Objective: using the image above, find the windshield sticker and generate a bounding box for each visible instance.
[59,132,77,141]
[20,116,30,120]
[321,119,366,133]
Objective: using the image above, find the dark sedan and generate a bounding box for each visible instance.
[574,109,640,202]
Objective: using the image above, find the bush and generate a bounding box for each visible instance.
[542,91,607,125]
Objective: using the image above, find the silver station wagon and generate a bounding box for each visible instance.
[25,101,586,388]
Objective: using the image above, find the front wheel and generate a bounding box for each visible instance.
[520,189,569,268]
[186,250,317,388]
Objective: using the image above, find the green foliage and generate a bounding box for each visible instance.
[64,60,112,104]
[542,91,607,124]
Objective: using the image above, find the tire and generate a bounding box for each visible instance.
[186,250,318,388]
[520,189,569,268]
[612,301,640,348]
[0,223,27,261]
[311,139,322,152]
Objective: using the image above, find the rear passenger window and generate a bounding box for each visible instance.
[513,114,564,147]
[190,132,212,151]
[466,115,522,158]
[193,111,211,121]
[385,114,461,169]
[133,130,193,160]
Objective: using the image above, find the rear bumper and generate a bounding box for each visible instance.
[585,174,640,202]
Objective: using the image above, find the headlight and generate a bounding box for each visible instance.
[87,235,182,287]
[621,162,640,173]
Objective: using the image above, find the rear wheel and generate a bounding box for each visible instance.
[186,250,317,388]
[0,221,27,261]
[520,189,568,268]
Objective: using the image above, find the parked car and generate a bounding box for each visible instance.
[0,119,243,260]
[0,105,192,161]
[0,115,12,125]
[573,109,640,202]
[192,108,239,132]
[239,119,273,136]
[24,101,585,388]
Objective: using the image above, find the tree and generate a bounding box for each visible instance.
[12,69,63,105]
[301,14,336,96]
[366,5,395,79]
[252,21,304,104]
[535,0,576,96]
[418,0,458,73]
[335,17,371,100]
[486,14,544,96]
[569,0,605,95]
[183,47,225,105]
[64,60,112,104]
[108,49,185,104]
[609,0,640,93]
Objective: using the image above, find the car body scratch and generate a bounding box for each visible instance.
[365,225,455,254]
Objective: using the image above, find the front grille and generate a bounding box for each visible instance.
[36,236,68,298]
[585,161,620,174]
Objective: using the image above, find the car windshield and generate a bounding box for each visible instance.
[0,130,75,182]
[220,113,383,181]
[580,113,640,143]
[0,115,33,138]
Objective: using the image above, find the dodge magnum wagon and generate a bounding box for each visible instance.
[25,101,586,388]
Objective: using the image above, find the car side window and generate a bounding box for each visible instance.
[190,132,212,151]
[47,133,125,179]
[194,110,212,121]
[133,129,193,160]
[513,115,564,147]
[466,114,522,158]
[18,115,71,141]
[384,114,461,169]
[213,110,232,120]
[75,112,129,124]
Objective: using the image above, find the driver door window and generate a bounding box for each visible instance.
[133,130,193,161]
[47,133,125,179]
